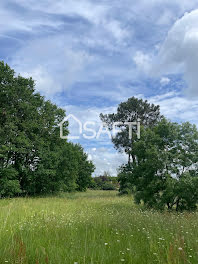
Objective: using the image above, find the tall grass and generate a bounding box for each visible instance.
[0,190,197,264]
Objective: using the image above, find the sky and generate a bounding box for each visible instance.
[1,0,198,175]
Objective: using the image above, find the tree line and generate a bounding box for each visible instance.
[1,61,198,210]
[0,62,95,197]
[101,97,198,211]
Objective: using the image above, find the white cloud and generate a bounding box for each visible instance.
[0,2,63,36]
[133,51,152,74]
[11,36,93,97]
[158,9,198,97]
[104,20,129,42]
[160,77,170,86]
[14,0,107,25]
[149,91,198,126]
[13,0,129,43]
[22,66,60,95]
[157,9,176,25]
[132,0,198,25]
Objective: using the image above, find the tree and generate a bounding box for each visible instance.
[58,143,95,192]
[100,97,162,163]
[0,61,95,196]
[119,119,198,211]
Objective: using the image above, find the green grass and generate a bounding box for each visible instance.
[0,190,198,264]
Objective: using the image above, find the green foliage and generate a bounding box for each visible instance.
[58,143,95,192]
[102,182,116,190]
[0,167,21,197]
[90,172,119,190]
[0,61,95,196]
[118,165,133,195]
[100,97,162,162]
[119,118,198,211]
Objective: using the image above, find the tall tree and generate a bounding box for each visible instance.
[0,61,95,196]
[100,97,162,163]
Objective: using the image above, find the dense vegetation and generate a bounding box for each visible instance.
[0,61,95,197]
[101,98,198,211]
[89,172,119,190]
[1,190,198,264]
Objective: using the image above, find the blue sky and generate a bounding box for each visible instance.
[1,0,198,175]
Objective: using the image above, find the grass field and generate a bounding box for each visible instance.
[0,190,198,264]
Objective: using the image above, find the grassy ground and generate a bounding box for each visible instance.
[0,190,198,264]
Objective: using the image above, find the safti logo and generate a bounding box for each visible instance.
[59,114,83,140]
[59,114,140,140]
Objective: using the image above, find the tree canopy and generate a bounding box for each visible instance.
[0,61,95,197]
[100,97,162,163]
[118,119,198,211]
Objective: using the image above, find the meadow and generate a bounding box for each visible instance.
[0,190,198,264]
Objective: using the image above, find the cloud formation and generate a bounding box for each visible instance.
[158,9,198,97]
[11,36,93,97]
[149,91,198,126]
[133,51,152,74]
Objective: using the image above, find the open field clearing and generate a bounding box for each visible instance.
[0,190,198,264]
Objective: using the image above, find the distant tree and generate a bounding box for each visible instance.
[119,119,198,211]
[100,97,162,163]
[89,172,119,190]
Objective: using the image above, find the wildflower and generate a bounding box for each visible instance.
[117,240,120,242]
[105,243,108,246]
[178,247,183,251]
[121,259,125,262]
[127,248,130,251]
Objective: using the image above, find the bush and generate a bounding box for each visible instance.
[102,182,116,190]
